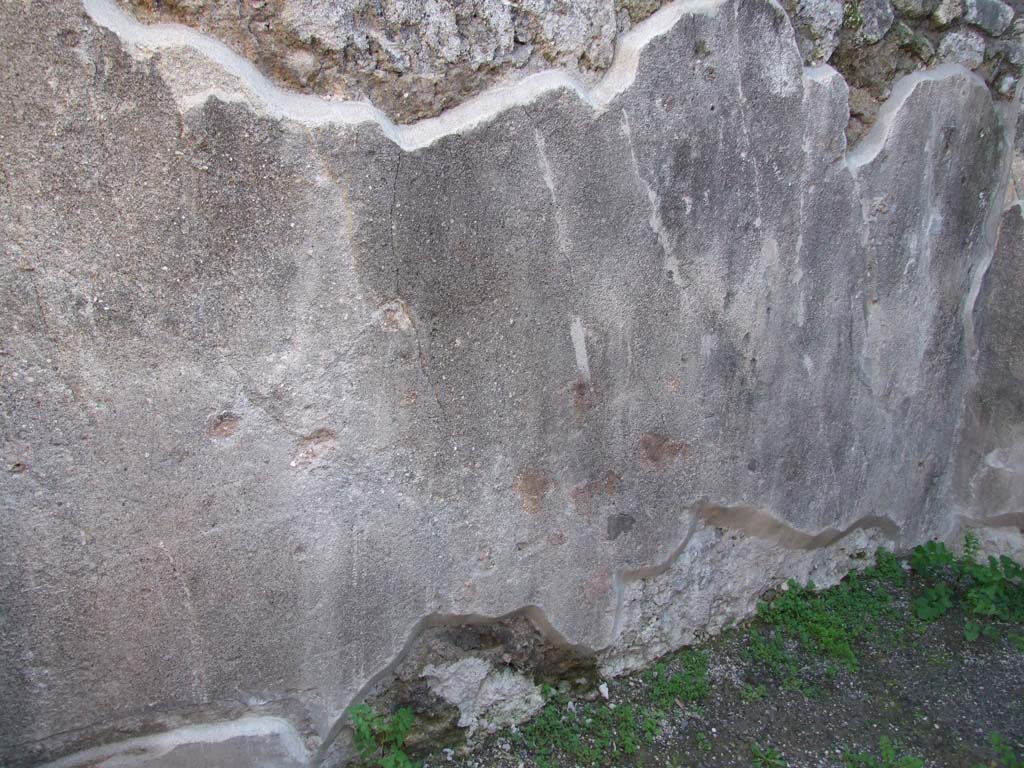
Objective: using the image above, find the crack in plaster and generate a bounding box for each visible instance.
[526,108,577,292]
[154,541,208,703]
[569,317,592,386]
[940,86,1021,521]
[620,107,687,290]
[962,103,1022,364]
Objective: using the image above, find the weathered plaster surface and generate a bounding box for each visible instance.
[0,0,1020,765]
[952,202,1024,548]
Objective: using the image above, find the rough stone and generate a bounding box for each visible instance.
[938,28,988,67]
[420,658,545,732]
[933,0,965,25]
[964,0,1016,35]
[0,0,1021,766]
[893,21,936,62]
[350,612,597,757]
[830,18,939,141]
[855,0,896,43]
[988,39,1024,96]
[892,0,941,17]
[112,0,671,123]
[785,0,845,63]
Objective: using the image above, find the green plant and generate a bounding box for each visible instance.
[745,627,800,686]
[740,682,768,702]
[912,582,952,621]
[748,562,896,684]
[910,541,955,580]
[644,649,710,708]
[865,549,906,586]
[517,691,645,767]
[751,742,787,767]
[986,732,1023,768]
[963,529,981,565]
[844,736,924,768]
[907,536,1024,640]
[962,556,1024,625]
[695,731,712,751]
[641,711,661,743]
[348,704,419,768]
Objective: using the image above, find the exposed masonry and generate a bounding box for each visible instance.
[117,0,1022,136]
[86,0,1012,159]
[84,0,724,150]
[116,0,675,124]
[313,607,598,767]
[823,0,1024,141]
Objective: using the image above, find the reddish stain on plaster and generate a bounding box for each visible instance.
[513,466,553,514]
[292,427,337,466]
[640,432,689,466]
[570,469,622,517]
[207,412,239,438]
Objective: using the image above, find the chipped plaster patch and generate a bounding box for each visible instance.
[421,658,545,732]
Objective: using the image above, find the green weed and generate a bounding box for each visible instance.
[740,682,768,702]
[751,742,787,767]
[843,1,864,29]
[913,583,952,621]
[348,704,419,768]
[517,693,643,767]
[644,649,710,709]
[975,732,1024,768]
[908,534,1024,640]
[844,736,924,768]
[745,556,897,689]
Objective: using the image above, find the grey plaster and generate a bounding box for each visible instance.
[0,0,1020,765]
[953,202,1024,535]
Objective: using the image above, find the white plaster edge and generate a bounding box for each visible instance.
[37,716,309,768]
[83,0,998,163]
[846,63,990,171]
[83,0,725,152]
